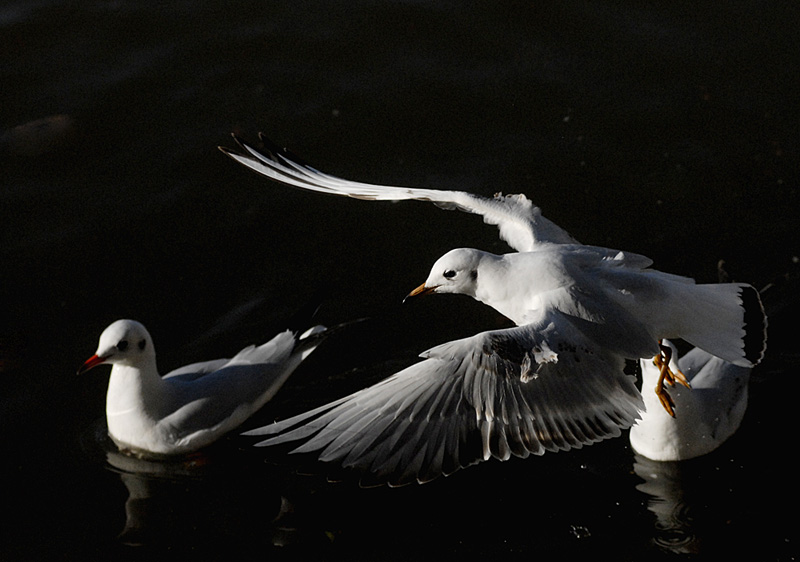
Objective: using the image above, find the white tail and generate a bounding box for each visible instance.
[678,283,767,367]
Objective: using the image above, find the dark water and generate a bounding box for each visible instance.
[2,1,799,560]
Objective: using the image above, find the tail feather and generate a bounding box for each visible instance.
[740,284,768,365]
[679,283,767,367]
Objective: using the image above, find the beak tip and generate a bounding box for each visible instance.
[404,282,436,302]
[78,354,106,375]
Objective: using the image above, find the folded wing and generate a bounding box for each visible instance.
[158,330,323,443]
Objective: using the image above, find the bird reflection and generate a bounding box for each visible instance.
[96,428,306,550]
[104,446,218,546]
[632,448,759,556]
[632,266,799,556]
[633,455,701,554]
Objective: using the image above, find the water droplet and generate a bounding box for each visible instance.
[570,525,591,539]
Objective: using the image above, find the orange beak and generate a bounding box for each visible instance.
[77,354,108,375]
[403,282,437,302]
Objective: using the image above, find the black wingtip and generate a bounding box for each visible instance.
[217,144,235,157]
[221,133,288,166]
[283,288,328,336]
[220,132,315,171]
[257,132,314,167]
[741,285,768,365]
[217,133,250,157]
[257,132,284,153]
[232,133,257,154]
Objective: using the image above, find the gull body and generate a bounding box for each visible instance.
[79,319,325,457]
[221,136,767,485]
[630,340,750,461]
[419,246,763,367]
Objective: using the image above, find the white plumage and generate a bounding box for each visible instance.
[222,135,767,485]
[630,339,751,461]
[79,319,325,457]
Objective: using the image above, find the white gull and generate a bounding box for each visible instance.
[220,135,767,485]
[630,339,751,461]
[78,318,325,458]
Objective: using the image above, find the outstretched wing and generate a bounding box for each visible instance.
[243,310,643,486]
[219,134,577,252]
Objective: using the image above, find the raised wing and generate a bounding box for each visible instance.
[219,134,577,252]
[243,311,643,486]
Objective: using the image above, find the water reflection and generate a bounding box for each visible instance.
[105,445,220,546]
[83,420,328,551]
[630,270,798,555]
[633,455,701,554]
[633,450,753,556]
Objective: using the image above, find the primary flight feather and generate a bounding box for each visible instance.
[221,135,767,485]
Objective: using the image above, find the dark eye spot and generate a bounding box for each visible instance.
[443,270,456,279]
[116,340,129,352]
[138,339,146,351]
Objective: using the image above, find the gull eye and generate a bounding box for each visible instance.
[116,340,129,352]
[138,339,146,351]
[443,270,457,279]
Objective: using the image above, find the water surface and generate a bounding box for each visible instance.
[2,1,798,559]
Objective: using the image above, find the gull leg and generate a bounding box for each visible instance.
[653,342,691,417]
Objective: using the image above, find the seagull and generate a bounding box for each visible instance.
[220,135,767,485]
[78,319,326,458]
[629,339,751,461]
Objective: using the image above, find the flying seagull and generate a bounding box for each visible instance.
[220,135,767,485]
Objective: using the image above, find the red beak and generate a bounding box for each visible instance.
[77,354,108,375]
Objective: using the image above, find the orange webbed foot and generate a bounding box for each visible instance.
[652,341,691,417]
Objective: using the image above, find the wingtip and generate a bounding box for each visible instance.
[230,132,252,152]
[257,132,314,167]
[220,132,285,168]
[256,131,277,147]
[218,133,251,157]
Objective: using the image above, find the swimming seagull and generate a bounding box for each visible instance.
[629,339,751,461]
[220,135,767,485]
[78,319,326,458]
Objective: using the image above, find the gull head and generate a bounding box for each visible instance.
[78,319,155,374]
[406,248,485,300]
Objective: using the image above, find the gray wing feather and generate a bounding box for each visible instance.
[243,312,642,486]
[157,331,310,439]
